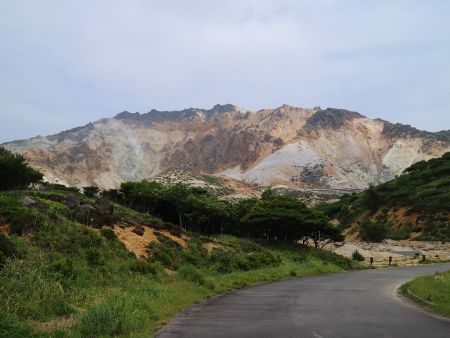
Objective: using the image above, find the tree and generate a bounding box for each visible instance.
[364,185,381,213]
[360,220,387,242]
[240,195,341,244]
[0,147,43,190]
[163,183,190,229]
[82,186,100,198]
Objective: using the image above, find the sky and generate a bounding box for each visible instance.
[1,0,450,143]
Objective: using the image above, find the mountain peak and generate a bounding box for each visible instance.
[5,104,449,191]
[208,104,237,113]
[114,111,141,120]
[304,108,365,130]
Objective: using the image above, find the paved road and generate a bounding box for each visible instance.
[157,263,450,338]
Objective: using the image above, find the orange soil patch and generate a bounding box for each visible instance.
[0,224,10,235]
[161,230,188,248]
[386,207,418,229]
[324,165,338,177]
[113,226,158,258]
[219,176,261,198]
[112,225,189,258]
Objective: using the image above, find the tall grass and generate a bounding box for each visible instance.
[0,190,359,337]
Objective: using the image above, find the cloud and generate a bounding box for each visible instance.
[0,0,449,142]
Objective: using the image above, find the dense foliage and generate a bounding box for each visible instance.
[0,147,43,190]
[82,185,100,198]
[104,181,342,246]
[0,189,354,337]
[322,152,450,241]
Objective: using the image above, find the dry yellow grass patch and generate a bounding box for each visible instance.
[29,316,76,332]
[203,241,221,253]
[113,226,158,258]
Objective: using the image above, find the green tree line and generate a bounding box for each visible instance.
[103,181,342,246]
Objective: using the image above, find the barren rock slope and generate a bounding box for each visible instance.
[4,104,450,190]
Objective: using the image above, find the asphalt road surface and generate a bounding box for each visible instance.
[157,263,450,338]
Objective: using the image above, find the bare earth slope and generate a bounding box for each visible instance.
[4,104,450,191]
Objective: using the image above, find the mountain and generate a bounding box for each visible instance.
[322,152,450,241]
[3,104,450,193]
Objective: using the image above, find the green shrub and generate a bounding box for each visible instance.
[209,248,235,273]
[0,234,17,267]
[82,186,100,198]
[86,248,104,266]
[352,249,365,261]
[388,226,413,240]
[0,147,43,191]
[9,209,43,235]
[360,220,387,242]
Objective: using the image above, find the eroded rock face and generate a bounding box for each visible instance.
[3,104,450,192]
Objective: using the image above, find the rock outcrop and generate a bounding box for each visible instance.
[3,104,450,193]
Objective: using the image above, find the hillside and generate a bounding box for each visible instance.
[322,152,450,241]
[4,105,450,194]
[0,186,356,337]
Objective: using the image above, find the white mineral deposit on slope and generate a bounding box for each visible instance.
[3,104,450,191]
[225,140,323,186]
[382,138,427,175]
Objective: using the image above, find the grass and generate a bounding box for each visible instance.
[400,269,450,317]
[0,190,362,337]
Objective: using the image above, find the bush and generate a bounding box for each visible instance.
[360,220,387,242]
[0,147,43,191]
[0,234,17,268]
[388,226,413,240]
[352,249,365,261]
[209,248,235,273]
[86,248,104,266]
[82,186,100,198]
[9,209,42,235]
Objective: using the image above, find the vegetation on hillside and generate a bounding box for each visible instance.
[103,181,342,246]
[0,147,43,190]
[322,152,450,241]
[400,269,450,317]
[0,189,355,337]
[0,147,357,337]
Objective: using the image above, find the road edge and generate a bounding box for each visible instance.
[394,284,450,323]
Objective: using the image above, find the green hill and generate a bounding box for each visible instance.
[0,186,356,337]
[322,152,450,241]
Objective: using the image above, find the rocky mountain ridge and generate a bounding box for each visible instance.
[3,104,450,193]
